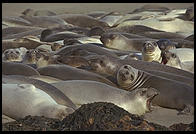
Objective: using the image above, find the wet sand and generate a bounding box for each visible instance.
[2,3,193,17]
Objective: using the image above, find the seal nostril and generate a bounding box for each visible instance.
[124,65,128,69]
[125,71,129,75]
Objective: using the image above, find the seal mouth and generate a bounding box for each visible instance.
[146,92,159,111]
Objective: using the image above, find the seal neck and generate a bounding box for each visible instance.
[122,71,150,91]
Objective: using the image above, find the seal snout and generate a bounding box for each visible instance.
[143,41,156,53]
[118,66,134,81]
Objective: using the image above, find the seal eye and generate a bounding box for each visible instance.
[4,51,9,54]
[171,53,176,58]
[100,60,104,65]
[15,51,20,54]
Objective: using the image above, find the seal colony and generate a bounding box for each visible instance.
[2,4,194,129]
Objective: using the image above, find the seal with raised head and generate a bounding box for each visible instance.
[3,74,76,109]
[142,41,162,62]
[2,61,40,76]
[52,80,159,115]
[2,83,74,120]
[161,51,194,73]
[22,49,58,68]
[87,55,194,82]
[116,64,194,114]
[2,47,28,62]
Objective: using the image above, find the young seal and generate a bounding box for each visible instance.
[142,41,162,62]
[116,64,194,114]
[2,83,74,120]
[2,47,28,62]
[2,61,40,76]
[100,32,156,52]
[52,80,159,115]
[22,49,58,68]
[161,51,194,73]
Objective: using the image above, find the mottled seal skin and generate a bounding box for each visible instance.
[2,61,40,76]
[2,83,74,120]
[100,32,156,52]
[156,39,176,52]
[3,75,77,110]
[2,47,28,62]
[37,64,117,87]
[22,49,58,68]
[142,41,162,62]
[161,51,194,73]
[116,65,194,115]
[52,80,159,115]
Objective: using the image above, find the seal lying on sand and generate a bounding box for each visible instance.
[161,51,194,73]
[87,55,194,81]
[116,64,194,115]
[100,32,156,52]
[2,61,40,76]
[52,80,159,115]
[2,83,74,120]
[2,74,76,109]
[37,64,117,87]
[2,47,28,62]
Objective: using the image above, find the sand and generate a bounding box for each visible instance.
[2,3,194,17]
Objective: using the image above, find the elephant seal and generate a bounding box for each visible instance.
[3,36,48,51]
[56,14,110,28]
[20,15,68,28]
[116,64,194,114]
[2,47,28,62]
[40,29,85,42]
[37,64,116,87]
[3,74,76,109]
[142,41,162,62]
[56,55,90,68]
[52,80,159,115]
[22,49,58,68]
[22,8,56,16]
[100,32,156,52]
[86,55,193,87]
[2,83,74,120]
[169,48,194,63]
[161,51,194,73]
[87,52,194,78]
[130,4,169,13]
[55,43,118,58]
[2,61,40,76]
